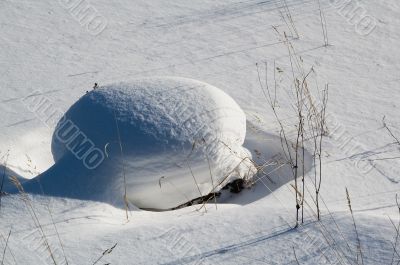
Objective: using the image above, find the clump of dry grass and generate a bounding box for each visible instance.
[256,32,329,226]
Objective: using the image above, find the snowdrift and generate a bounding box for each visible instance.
[19,77,256,209]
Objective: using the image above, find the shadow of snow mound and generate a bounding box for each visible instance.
[0,165,26,192]
[19,77,256,210]
[218,121,313,205]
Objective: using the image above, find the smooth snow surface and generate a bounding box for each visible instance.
[21,77,255,209]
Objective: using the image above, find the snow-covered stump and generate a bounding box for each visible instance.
[23,77,256,210]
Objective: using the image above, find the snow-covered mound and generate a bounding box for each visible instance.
[20,77,256,210]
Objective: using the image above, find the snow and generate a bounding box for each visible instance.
[17,77,255,210]
[1,0,400,264]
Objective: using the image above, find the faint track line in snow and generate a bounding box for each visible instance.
[161,217,347,265]
[161,225,293,265]
[324,112,400,183]
[5,118,36,128]
[67,71,99,77]
[137,0,325,29]
[114,44,325,83]
[105,0,334,85]
[1,89,64,104]
[102,38,311,82]
[129,0,334,55]
[331,142,398,163]
[137,0,283,28]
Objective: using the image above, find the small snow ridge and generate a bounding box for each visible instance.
[20,77,256,210]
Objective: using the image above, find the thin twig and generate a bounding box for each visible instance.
[35,178,69,265]
[383,116,400,146]
[346,188,364,265]
[113,109,130,221]
[1,229,11,265]
[10,176,57,265]
[0,151,10,212]
[293,246,300,265]
[316,0,329,46]
[390,194,400,265]
[92,243,117,265]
